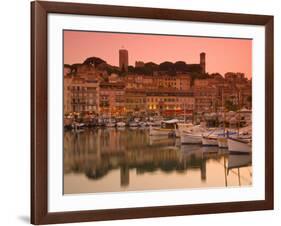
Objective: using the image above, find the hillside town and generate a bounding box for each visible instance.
[64,41,252,193]
[64,49,252,121]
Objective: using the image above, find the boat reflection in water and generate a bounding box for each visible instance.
[64,128,252,194]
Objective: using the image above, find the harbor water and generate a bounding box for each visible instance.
[64,127,252,194]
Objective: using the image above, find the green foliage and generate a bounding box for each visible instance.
[70,55,211,80]
[247,95,252,103]
[159,61,175,71]
[83,57,106,66]
[224,100,238,111]
[105,66,121,76]
[174,61,187,71]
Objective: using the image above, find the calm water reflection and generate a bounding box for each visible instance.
[64,128,252,194]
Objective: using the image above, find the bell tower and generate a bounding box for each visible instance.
[200,52,206,74]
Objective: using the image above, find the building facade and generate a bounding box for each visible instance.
[99,82,126,116]
[64,76,100,115]
[146,89,194,116]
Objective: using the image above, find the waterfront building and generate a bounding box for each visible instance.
[124,89,147,115]
[64,75,73,115]
[99,82,126,116]
[145,89,194,116]
[64,76,100,114]
[192,77,251,112]
[193,85,218,113]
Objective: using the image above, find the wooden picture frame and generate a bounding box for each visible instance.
[31,1,274,224]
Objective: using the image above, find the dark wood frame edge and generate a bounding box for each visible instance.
[31,1,274,225]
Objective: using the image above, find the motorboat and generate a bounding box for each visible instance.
[149,119,178,136]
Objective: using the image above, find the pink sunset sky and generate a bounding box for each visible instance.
[64,30,252,78]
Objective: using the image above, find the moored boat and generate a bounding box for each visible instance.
[149,119,178,136]
[180,125,207,144]
[105,122,116,127]
[116,121,126,127]
[129,122,138,127]
[217,137,228,148]
[202,135,218,146]
[138,121,147,127]
[227,137,251,153]
[147,121,162,127]
[180,131,202,144]
[149,126,174,136]
[72,122,86,133]
[175,122,193,138]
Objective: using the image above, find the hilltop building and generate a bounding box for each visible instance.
[119,49,129,72]
[200,52,206,74]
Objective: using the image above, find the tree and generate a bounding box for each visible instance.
[83,56,106,66]
[174,61,187,71]
[159,61,174,71]
[247,95,252,104]
[224,100,238,111]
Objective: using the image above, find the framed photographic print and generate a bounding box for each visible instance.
[31,1,274,225]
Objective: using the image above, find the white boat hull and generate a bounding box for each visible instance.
[228,138,251,153]
[217,137,228,148]
[180,134,202,144]
[116,122,126,127]
[106,123,115,127]
[149,127,173,136]
[138,122,147,127]
[148,121,162,127]
[202,136,218,146]
[176,123,193,138]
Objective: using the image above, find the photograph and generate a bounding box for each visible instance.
[63,30,253,194]
[30,1,274,224]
